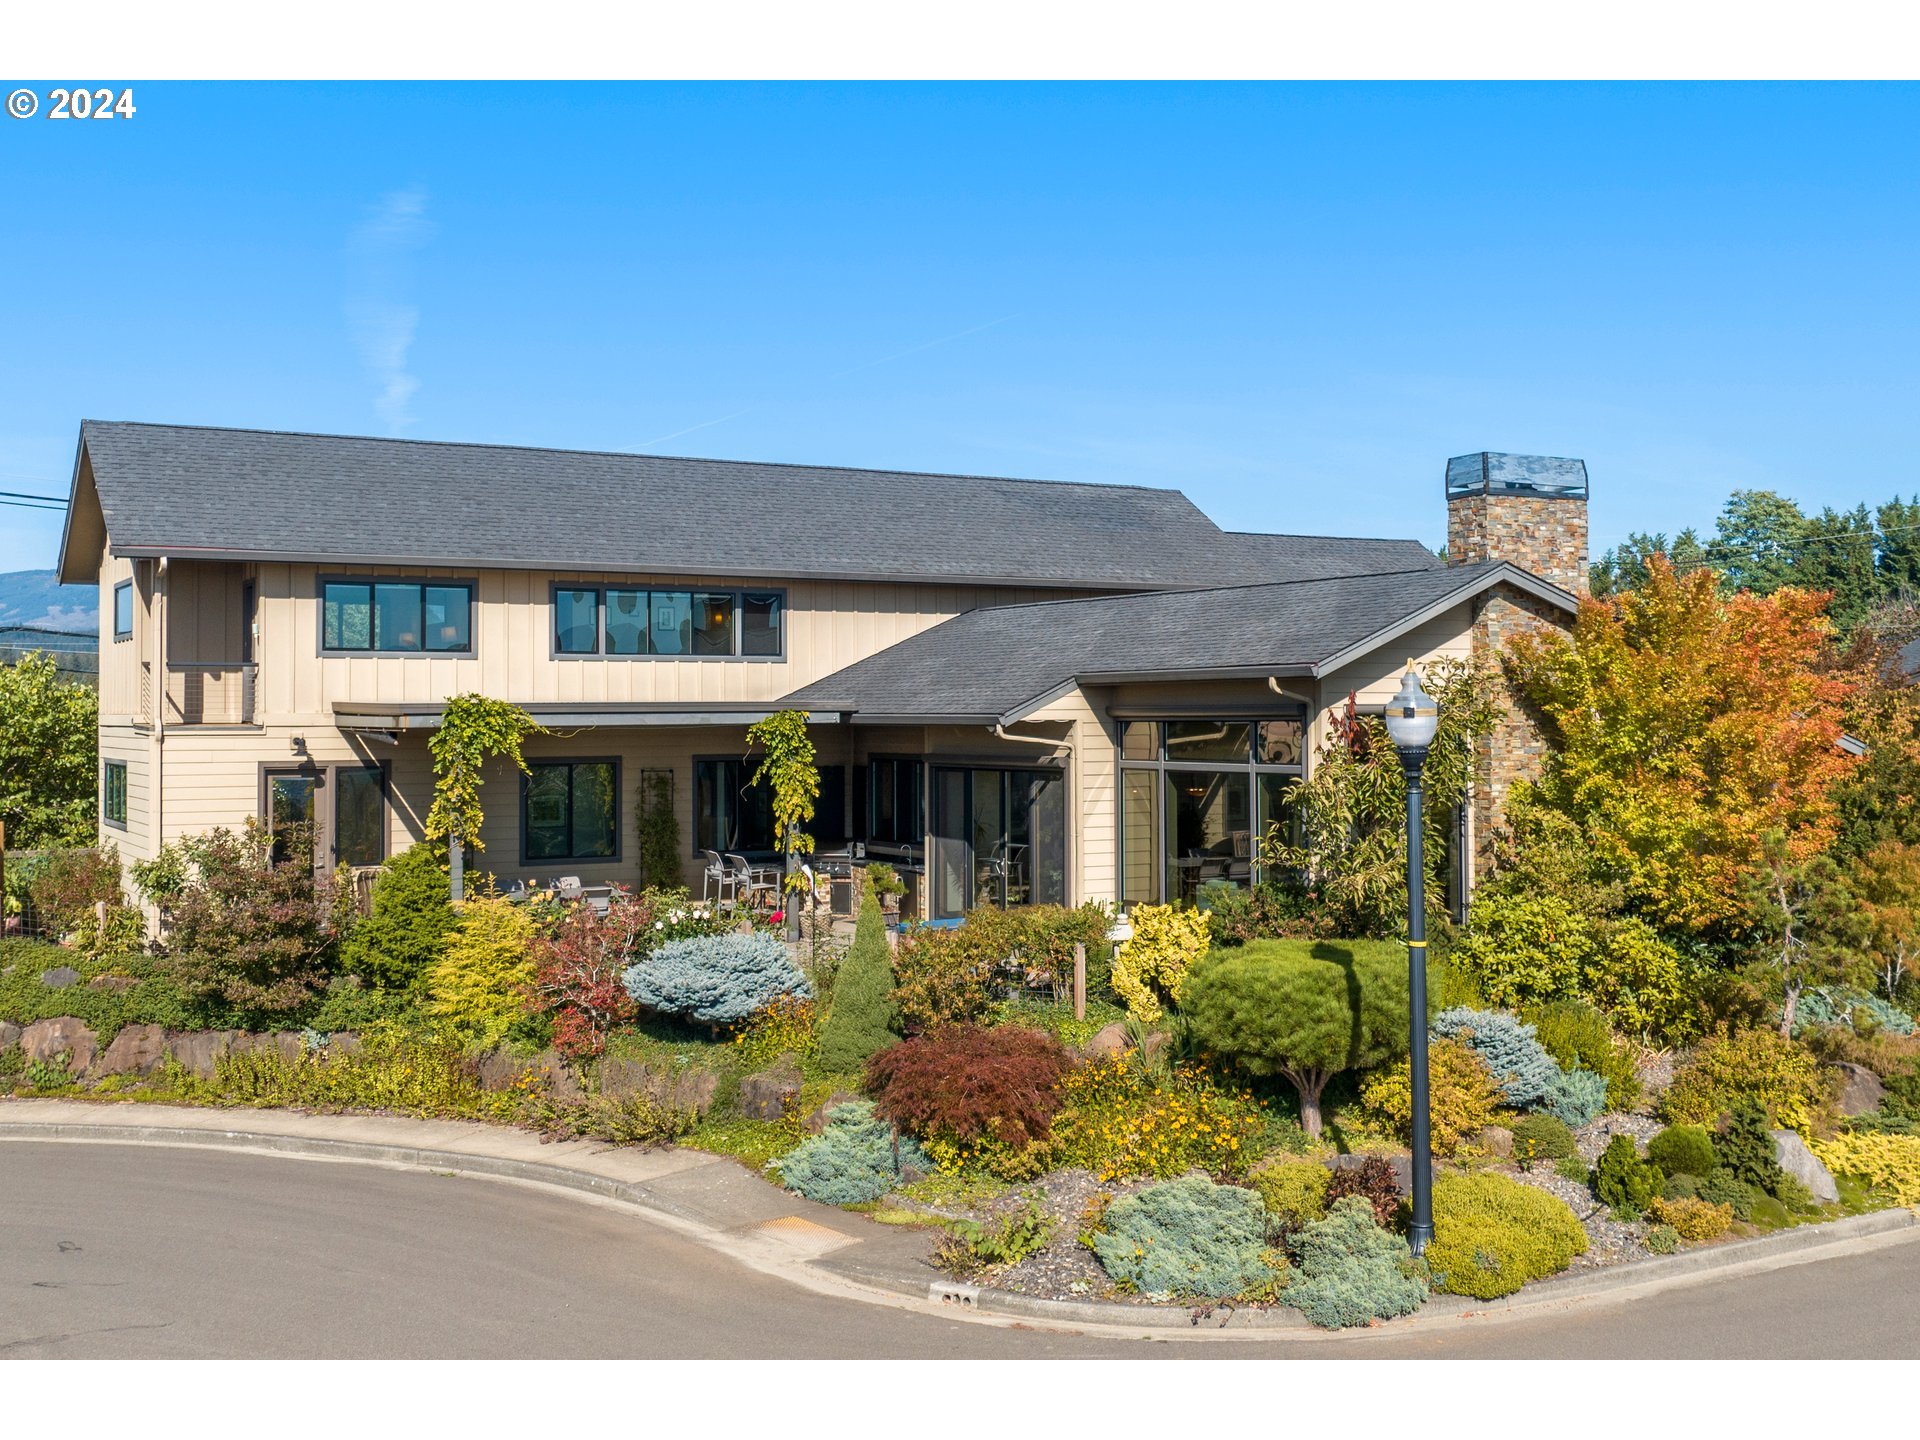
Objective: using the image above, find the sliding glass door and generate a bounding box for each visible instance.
[930,766,1067,919]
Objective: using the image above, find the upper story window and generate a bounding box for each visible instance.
[553,585,785,659]
[322,579,474,654]
[112,580,133,640]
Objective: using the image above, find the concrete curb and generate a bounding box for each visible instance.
[5,1102,1916,1335]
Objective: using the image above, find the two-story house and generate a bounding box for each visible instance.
[56,422,1587,919]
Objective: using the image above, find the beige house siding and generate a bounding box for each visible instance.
[97,725,155,862]
[95,547,147,725]
[1029,685,1115,907]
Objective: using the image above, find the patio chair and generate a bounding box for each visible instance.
[701,849,733,905]
[725,853,780,909]
[556,875,585,902]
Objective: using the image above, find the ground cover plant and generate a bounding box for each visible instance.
[773,1099,930,1205]
[1283,1195,1429,1329]
[1425,1171,1588,1299]
[1088,1175,1287,1301]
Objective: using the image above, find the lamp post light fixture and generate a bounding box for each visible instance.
[1383,662,1439,1256]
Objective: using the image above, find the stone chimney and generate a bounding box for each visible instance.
[1445,452,1589,596]
[1446,452,1589,880]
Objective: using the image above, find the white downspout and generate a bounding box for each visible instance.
[153,556,168,865]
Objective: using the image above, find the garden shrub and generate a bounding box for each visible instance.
[136,821,345,1016]
[529,889,656,1061]
[864,1023,1071,1153]
[1045,1056,1263,1181]
[733,994,819,1069]
[1284,1195,1429,1329]
[1554,1154,1591,1183]
[1509,1113,1579,1167]
[204,1022,497,1119]
[1181,938,1408,1137]
[1326,1154,1402,1228]
[1578,917,1699,1042]
[1526,998,1642,1111]
[624,932,811,1027]
[336,844,456,991]
[1791,984,1916,1038]
[1714,1095,1787,1196]
[1110,904,1211,1022]
[425,896,537,1046]
[1773,1171,1821,1212]
[1542,1066,1609,1127]
[890,924,995,1032]
[1249,1158,1331,1234]
[517,1089,697,1146]
[1661,1172,1702,1200]
[772,1099,930,1205]
[1647,1194,1734,1242]
[1204,881,1323,948]
[1645,1224,1680,1254]
[818,890,897,1070]
[935,1191,1055,1275]
[1809,1131,1920,1205]
[1431,1008,1560,1109]
[1659,1026,1832,1137]
[1591,1134,1661,1218]
[1356,1036,1504,1155]
[1089,1174,1285,1299]
[1646,1124,1718,1179]
[1449,892,1587,1011]
[1425,1171,1589,1299]
[27,846,127,943]
[1697,1168,1760,1221]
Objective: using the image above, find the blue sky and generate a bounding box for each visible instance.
[2,81,1916,574]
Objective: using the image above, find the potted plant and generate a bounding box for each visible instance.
[864,862,905,924]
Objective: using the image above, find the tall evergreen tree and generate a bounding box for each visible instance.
[818,885,899,1074]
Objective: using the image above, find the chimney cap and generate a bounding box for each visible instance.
[1446,452,1588,500]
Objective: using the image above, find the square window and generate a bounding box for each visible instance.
[323,583,373,650]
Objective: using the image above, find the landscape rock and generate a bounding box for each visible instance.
[19,1017,97,1076]
[475,1047,525,1090]
[526,1049,583,1099]
[87,974,136,994]
[1476,1125,1515,1159]
[1082,1022,1129,1058]
[0,1020,21,1052]
[328,1032,361,1056]
[803,1088,860,1134]
[738,1056,803,1120]
[166,1029,240,1078]
[1832,1062,1886,1117]
[1325,1151,1437,1198]
[475,1046,582,1099]
[598,1057,720,1115]
[38,966,82,990]
[232,1031,305,1063]
[1771,1129,1840,1204]
[91,1023,168,1077]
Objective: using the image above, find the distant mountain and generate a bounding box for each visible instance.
[0,569,96,633]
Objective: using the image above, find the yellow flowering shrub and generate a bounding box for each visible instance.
[733,994,819,1069]
[1111,904,1210,1022]
[1647,1194,1734,1242]
[1811,1132,1920,1205]
[1355,1037,1505,1156]
[1045,1056,1262,1181]
[425,896,537,1046]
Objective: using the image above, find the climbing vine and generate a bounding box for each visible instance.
[426,694,544,852]
[745,708,819,896]
[636,770,681,886]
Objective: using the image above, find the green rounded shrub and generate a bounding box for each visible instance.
[1698,1167,1760,1221]
[1592,1134,1661,1219]
[1714,1096,1787,1196]
[1088,1174,1285,1300]
[1542,1066,1609,1127]
[1249,1158,1331,1233]
[1661,1172,1702,1200]
[1525,998,1643,1111]
[1646,1224,1679,1254]
[1646,1124,1718,1180]
[337,844,456,990]
[818,890,897,1072]
[1284,1195,1429,1329]
[1425,1172,1590,1299]
[1509,1113,1579,1165]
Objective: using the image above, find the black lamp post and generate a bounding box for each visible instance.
[1384,663,1438,1256]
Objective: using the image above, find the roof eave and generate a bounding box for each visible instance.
[1309,563,1578,679]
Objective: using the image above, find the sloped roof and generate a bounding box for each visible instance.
[779,560,1575,722]
[64,421,1439,591]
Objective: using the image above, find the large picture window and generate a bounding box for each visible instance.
[322,579,473,654]
[522,759,619,863]
[694,757,777,856]
[551,586,786,659]
[1117,715,1305,907]
[102,760,127,827]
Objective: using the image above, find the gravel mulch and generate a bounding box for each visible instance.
[1575,1112,1663,1162]
[1509,1159,1651,1269]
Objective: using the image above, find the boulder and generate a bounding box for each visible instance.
[474,1046,582,1098]
[1082,1021,1129,1058]
[234,1031,305,1063]
[39,966,82,990]
[166,1029,241,1079]
[91,1023,168,1078]
[328,1032,362,1057]
[0,1020,21,1052]
[597,1056,720,1114]
[20,1017,97,1076]
[1832,1062,1887,1118]
[803,1088,860,1135]
[475,1047,526,1091]
[1325,1151,1437,1198]
[1772,1129,1840,1205]
[87,974,136,994]
[528,1050,583,1100]
[1475,1125,1515,1160]
[738,1056,803,1121]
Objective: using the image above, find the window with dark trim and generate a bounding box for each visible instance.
[522,759,619,863]
[551,586,786,658]
[866,756,924,845]
[694,757,777,856]
[334,766,388,869]
[112,580,132,640]
[321,579,473,654]
[102,760,127,827]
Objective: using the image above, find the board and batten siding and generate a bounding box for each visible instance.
[1028,684,1116,907]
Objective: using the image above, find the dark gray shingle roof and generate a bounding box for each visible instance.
[780,561,1571,720]
[74,421,1436,590]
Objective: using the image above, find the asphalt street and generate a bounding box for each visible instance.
[3,1142,1917,1359]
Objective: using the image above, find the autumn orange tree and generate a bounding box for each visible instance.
[1503,556,1860,937]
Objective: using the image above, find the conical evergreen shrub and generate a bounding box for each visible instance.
[818,888,898,1074]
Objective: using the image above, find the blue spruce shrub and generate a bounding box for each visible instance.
[1285,1195,1429,1329]
[1089,1175,1285,1299]
[1432,1008,1562,1110]
[1542,1065,1608,1127]
[773,1100,930,1205]
[623,932,811,1026]
[1791,985,1915,1038]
